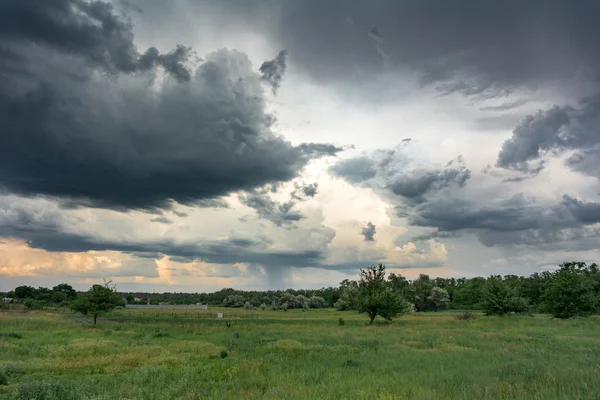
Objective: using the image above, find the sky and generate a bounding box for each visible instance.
[2,0,600,292]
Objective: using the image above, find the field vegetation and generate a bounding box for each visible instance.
[1,262,599,399]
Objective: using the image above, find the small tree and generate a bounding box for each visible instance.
[428,287,450,311]
[308,296,326,309]
[71,282,125,324]
[356,264,410,324]
[244,301,252,310]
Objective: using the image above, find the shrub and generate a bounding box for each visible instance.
[222,295,245,308]
[23,299,46,310]
[483,278,529,316]
[244,301,252,310]
[308,296,326,309]
[334,299,351,311]
[219,350,228,358]
[260,303,267,310]
[338,317,345,326]
[455,311,477,320]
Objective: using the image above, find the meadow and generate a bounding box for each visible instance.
[1,308,599,400]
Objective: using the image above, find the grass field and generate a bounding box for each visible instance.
[1,308,599,400]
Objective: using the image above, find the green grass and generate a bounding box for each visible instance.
[1,309,599,399]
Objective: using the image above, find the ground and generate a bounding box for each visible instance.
[0,308,599,399]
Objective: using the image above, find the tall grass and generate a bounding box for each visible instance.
[0,310,599,399]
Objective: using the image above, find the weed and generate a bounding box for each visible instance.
[455,311,477,320]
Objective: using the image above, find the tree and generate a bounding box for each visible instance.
[308,296,326,309]
[482,277,528,316]
[356,264,411,324]
[410,274,434,311]
[71,282,125,324]
[14,286,36,300]
[541,262,597,318]
[52,284,77,301]
[428,287,450,310]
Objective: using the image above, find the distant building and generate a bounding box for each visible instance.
[2,297,13,303]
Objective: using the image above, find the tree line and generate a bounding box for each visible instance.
[3,261,599,322]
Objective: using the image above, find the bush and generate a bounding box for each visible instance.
[244,301,252,310]
[541,263,597,318]
[222,295,245,308]
[219,350,228,358]
[483,278,529,316]
[308,296,326,309]
[455,311,477,320]
[260,303,267,310]
[338,317,345,326]
[23,299,46,310]
[334,299,351,311]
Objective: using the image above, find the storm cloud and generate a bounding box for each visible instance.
[361,222,376,242]
[497,95,600,178]
[0,1,341,211]
[259,49,288,94]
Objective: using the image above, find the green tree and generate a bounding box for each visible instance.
[410,274,434,311]
[52,284,77,302]
[356,264,411,324]
[482,277,528,316]
[541,262,597,318]
[14,286,36,300]
[71,282,125,324]
[428,286,450,310]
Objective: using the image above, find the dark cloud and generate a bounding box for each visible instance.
[249,0,600,98]
[329,156,378,183]
[290,182,318,200]
[404,193,600,250]
[0,2,342,211]
[151,216,173,224]
[332,150,470,203]
[562,194,600,224]
[387,165,471,204]
[369,27,383,40]
[368,26,389,66]
[0,0,193,82]
[238,189,303,227]
[361,222,376,242]
[239,181,320,226]
[497,95,600,177]
[259,49,288,94]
